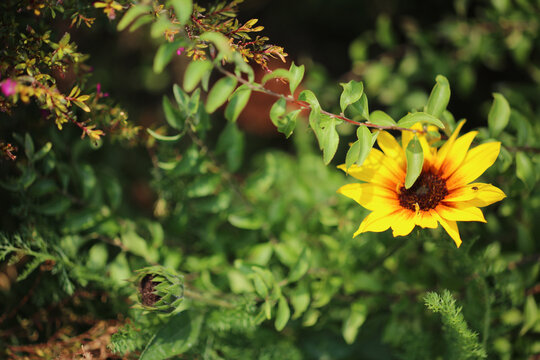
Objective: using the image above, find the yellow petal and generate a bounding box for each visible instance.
[433,121,465,171]
[354,209,395,237]
[445,183,506,207]
[415,210,439,228]
[338,148,402,190]
[390,210,416,237]
[433,212,462,248]
[377,131,406,168]
[436,204,486,222]
[337,183,399,212]
[439,131,478,179]
[446,142,501,189]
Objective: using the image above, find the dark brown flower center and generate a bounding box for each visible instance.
[398,172,448,211]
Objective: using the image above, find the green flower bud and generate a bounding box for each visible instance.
[133,266,184,314]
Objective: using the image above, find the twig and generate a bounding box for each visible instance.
[217,67,425,134]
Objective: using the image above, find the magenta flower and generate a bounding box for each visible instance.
[177,47,185,56]
[1,79,17,97]
[96,83,109,98]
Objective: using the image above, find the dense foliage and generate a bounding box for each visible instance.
[1,0,539,359]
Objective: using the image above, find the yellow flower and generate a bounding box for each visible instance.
[338,122,506,247]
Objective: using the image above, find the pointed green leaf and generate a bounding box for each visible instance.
[162,96,185,130]
[275,296,291,331]
[425,75,450,119]
[35,196,71,215]
[342,302,367,344]
[321,116,340,165]
[369,110,396,126]
[147,128,182,142]
[289,248,310,282]
[154,40,186,74]
[169,0,192,25]
[173,84,190,110]
[404,135,424,189]
[516,152,535,190]
[278,109,300,138]
[291,283,310,319]
[339,80,364,113]
[225,85,251,122]
[289,62,304,95]
[183,60,213,93]
[200,32,232,59]
[117,5,151,31]
[216,122,244,172]
[488,93,511,137]
[349,93,369,120]
[261,68,290,86]
[24,133,34,160]
[205,76,237,113]
[356,126,372,166]
[398,112,444,129]
[140,312,202,360]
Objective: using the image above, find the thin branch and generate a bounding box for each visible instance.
[217,67,425,134]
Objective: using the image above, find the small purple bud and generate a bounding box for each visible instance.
[96,83,101,93]
[1,79,17,96]
[177,47,185,56]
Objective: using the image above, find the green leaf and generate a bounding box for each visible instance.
[291,283,310,319]
[356,126,373,166]
[24,133,34,160]
[404,135,424,189]
[261,68,290,86]
[397,112,444,129]
[78,164,96,201]
[425,75,451,119]
[186,174,221,198]
[520,295,538,335]
[29,178,57,197]
[253,273,269,298]
[140,312,203,360]
[369,110,396,126]
[147,128,182,142]
[34,196,71,215]
[162,96,185,130]
[289,248,310,282]
[205,76,237,113]
[320,116,340,165]
[342,302,367,344]
[278,109,300,138]
[298,90,320,111]
[269,97,287,126]
[173,84,190,110]
[289,62,304,94]
[349,93,369,120]
[225,84,251,122]
[169,0,192,25]
[488,93,511,137]
[117,5,151,31]
[275,296,291,331]
[154,40,186,74]
[200,32,233,59]
[33,142,52,161]
[515,152,535,190]
[228,213,263,230]
[183,60,213,92]
[216,122,244,172]
[339,80,364,113]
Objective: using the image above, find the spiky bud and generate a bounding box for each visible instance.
[133,266,184,314]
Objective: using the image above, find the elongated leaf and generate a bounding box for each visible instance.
[205,76,237,113]
[404,135,424,189]
[339,80,363,113]
[289,62,304,94]
[289,248,310,282]
[169,0,192,25]
[225,85,251,122]
[162,96,185,130]
[369,110,396,126]
[140,312,203,360]
[488,93,511,137]
[356,126,372,166]
[516,152,535,190]
[173,84,190,110]
[216,122,244,172]
[35,196,71,215]
[321,116,340,165]
[200,32,232,59]
[278,109,300,138]
[147,128,182,142]
[275,296,291,331]
[398,112,444,129]
[349,93,369,120]
[183,60,212,92]
[154,40,186,74]
[261,68,290,86]
[117,5,151,31]
[425,75,450,119]
[342,302,367,344]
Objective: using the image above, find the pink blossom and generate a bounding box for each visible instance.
[177,47,185,56]
[1,79,17,96]
[96,83,109,98]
